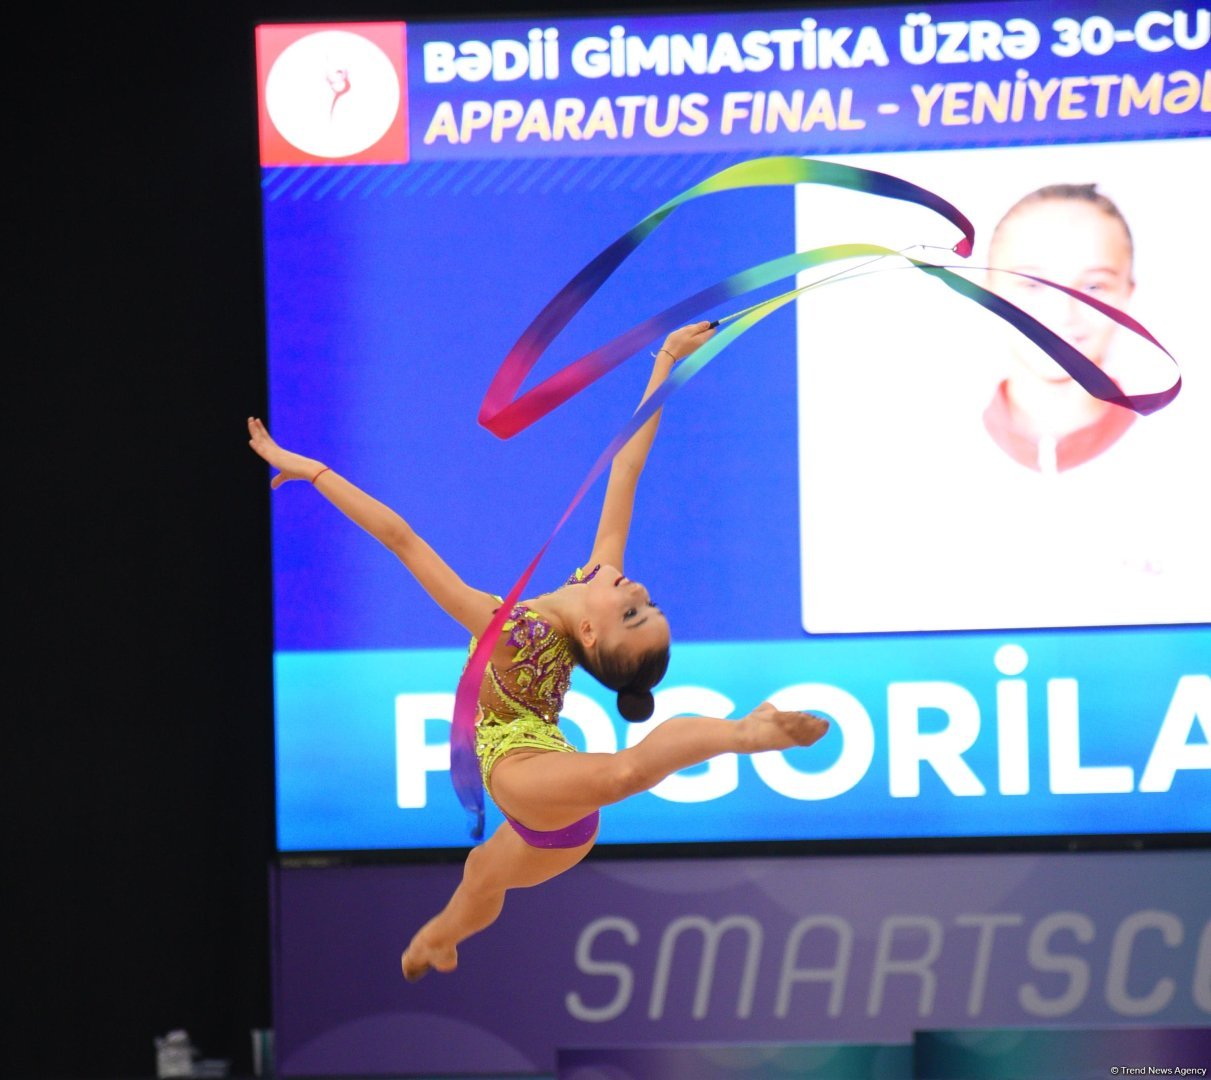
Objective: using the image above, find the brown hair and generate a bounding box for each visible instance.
[991,182,1134,262]
[568,636,670,722]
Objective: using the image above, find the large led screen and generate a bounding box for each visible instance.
[255,1,1210,853]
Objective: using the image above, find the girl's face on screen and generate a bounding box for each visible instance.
[988,198,1135,382]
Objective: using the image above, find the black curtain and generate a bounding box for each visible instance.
[12,7,275,1077]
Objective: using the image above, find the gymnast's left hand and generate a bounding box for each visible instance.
[247,416,325,489]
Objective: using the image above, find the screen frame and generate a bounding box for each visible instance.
[256,0,1211,861]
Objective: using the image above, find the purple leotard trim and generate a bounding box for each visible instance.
[506,810,599,849]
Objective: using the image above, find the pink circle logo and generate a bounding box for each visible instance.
[258,24,408,165]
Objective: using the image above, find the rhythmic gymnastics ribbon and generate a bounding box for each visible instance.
[450,155,1182,840]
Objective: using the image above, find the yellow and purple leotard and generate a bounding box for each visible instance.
[467,565,600,848]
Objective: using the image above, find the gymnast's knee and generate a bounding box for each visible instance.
[603,755,647,804]
[462,841,508,894]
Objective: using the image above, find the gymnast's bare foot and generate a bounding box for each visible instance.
[738,701,829,752]
[401,933,458,982]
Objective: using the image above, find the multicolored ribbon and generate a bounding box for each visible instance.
[477,156,974,439]
[450,155,1182,840]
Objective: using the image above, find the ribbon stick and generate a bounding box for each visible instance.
[449,156,1182,840]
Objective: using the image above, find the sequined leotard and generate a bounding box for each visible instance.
[468,566,599,846]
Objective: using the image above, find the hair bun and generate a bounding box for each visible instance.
[617,688,655,723]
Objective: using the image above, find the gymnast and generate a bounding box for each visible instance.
[246,320,829,982]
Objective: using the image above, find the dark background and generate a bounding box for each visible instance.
[9,2,954,1077]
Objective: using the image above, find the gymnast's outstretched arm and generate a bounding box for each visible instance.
[588,321,715,571]
[246,416,498,638]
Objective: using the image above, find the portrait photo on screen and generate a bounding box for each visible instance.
[794,138,1210,635]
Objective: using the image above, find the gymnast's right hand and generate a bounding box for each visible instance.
[247,416,325,489]
[660,320,716,361]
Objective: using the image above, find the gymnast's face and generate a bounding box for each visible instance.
[583,565,669,658]
[987,198,1134,381]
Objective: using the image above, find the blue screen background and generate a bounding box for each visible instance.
[259,2,1211,851]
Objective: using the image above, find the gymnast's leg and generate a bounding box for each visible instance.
[401,814,597,981]
[491,702,829,833]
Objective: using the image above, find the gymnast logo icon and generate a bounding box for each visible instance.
[262,28,403,161]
